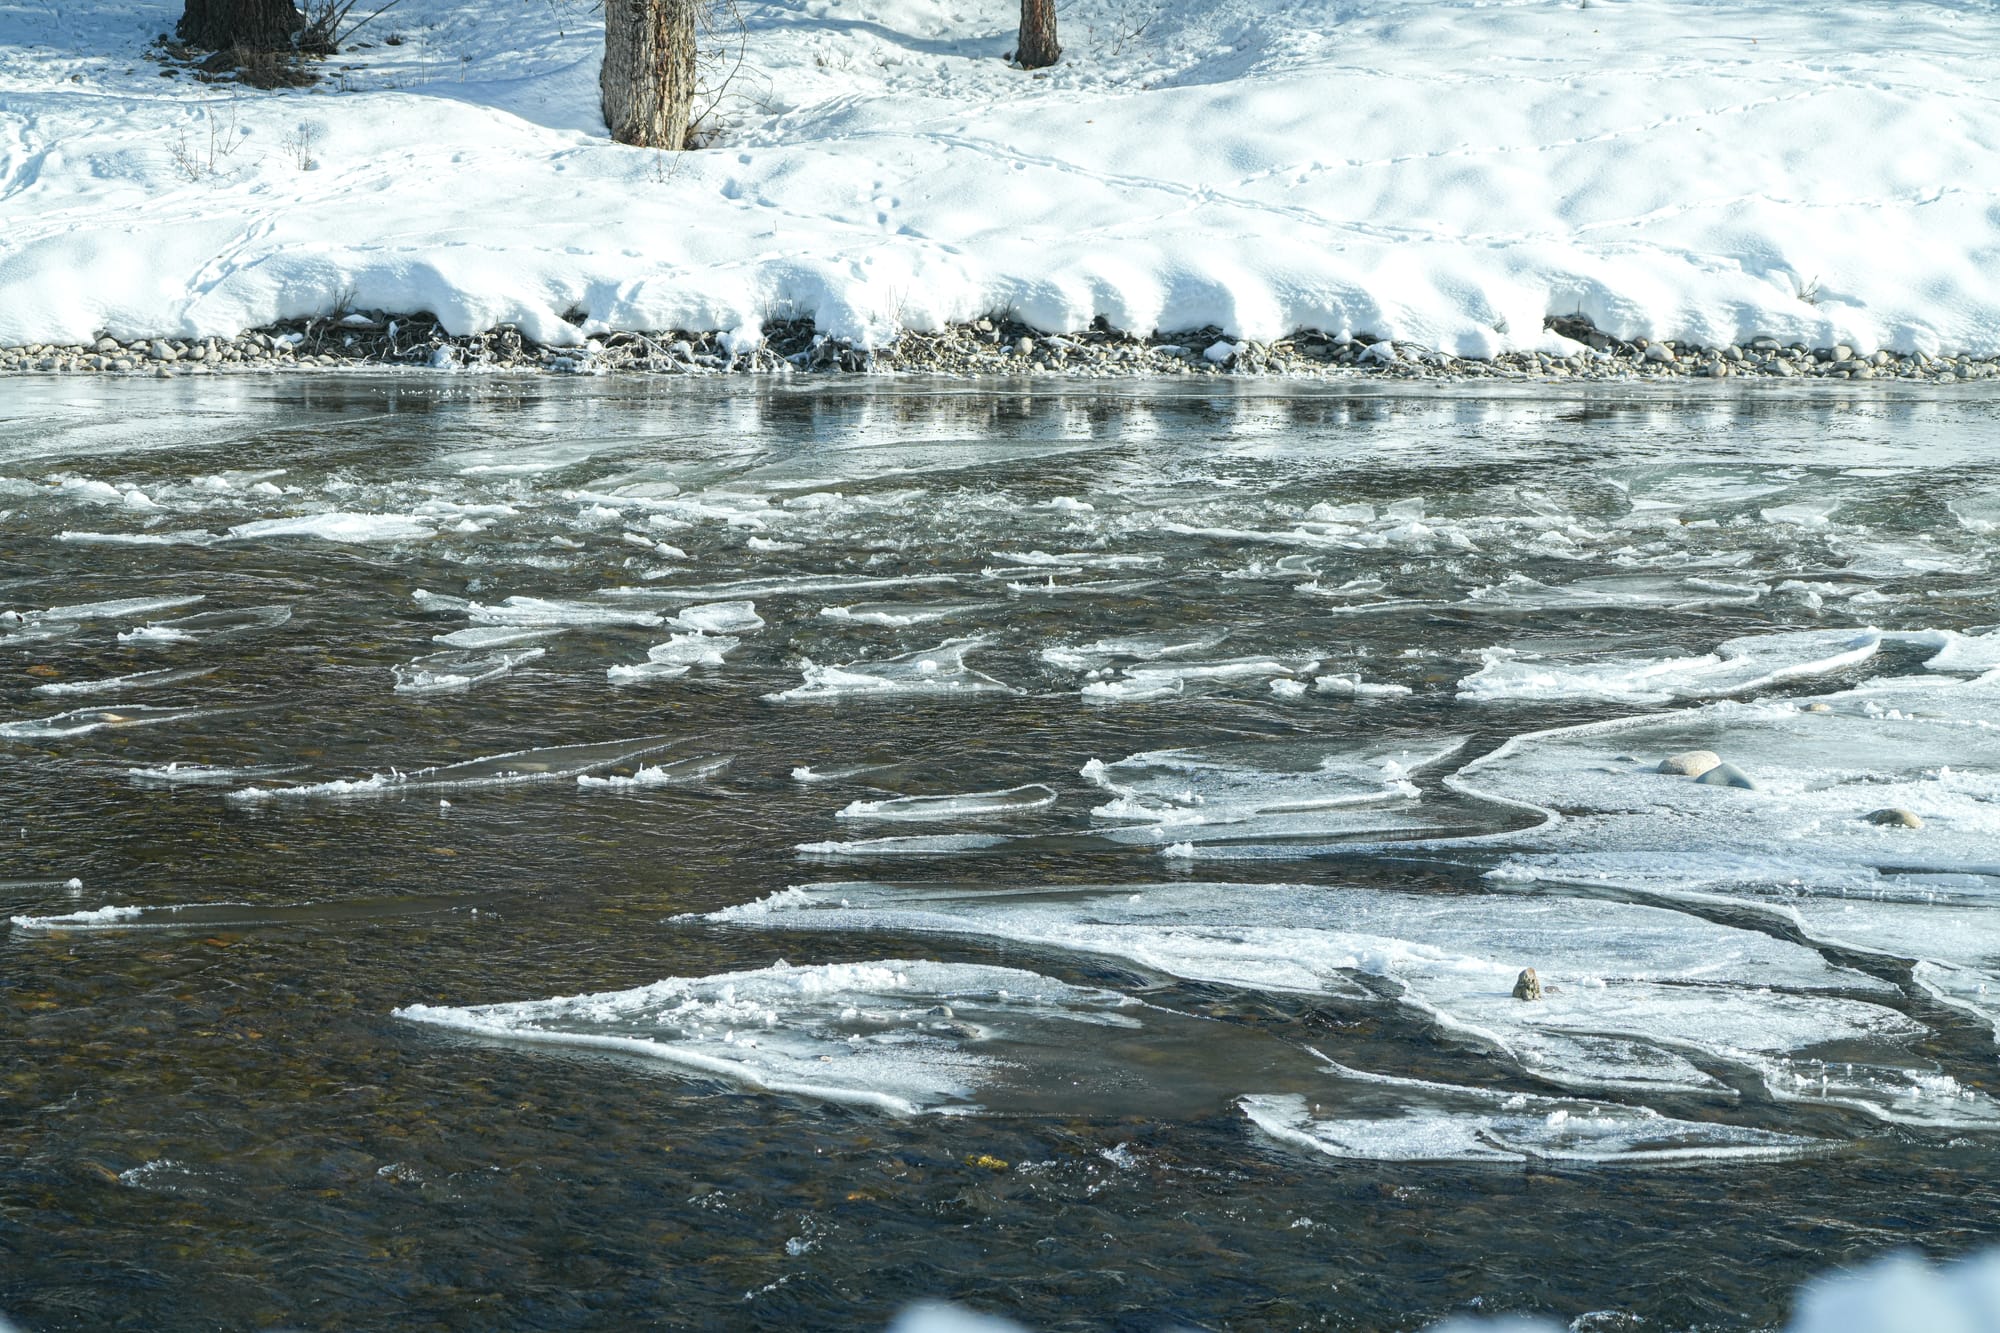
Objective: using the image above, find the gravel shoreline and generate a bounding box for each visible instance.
[4,312,1996,382]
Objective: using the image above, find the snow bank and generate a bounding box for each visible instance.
[9,0,2000,352]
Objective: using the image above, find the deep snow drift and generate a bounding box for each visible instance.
[7,0,2000,352]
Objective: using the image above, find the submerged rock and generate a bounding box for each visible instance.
[1865,807,1923,829]
[1694,761,1758,790]
[1512,967,1544,1001]
[1658,749,1722,777]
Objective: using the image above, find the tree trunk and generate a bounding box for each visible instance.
[178,0,303,51]
[602,0,698,150]
[1017,0,1060,69]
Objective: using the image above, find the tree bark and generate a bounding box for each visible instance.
[1017,0,1060,69]
[602,0,699,150]
[178,0,303,51]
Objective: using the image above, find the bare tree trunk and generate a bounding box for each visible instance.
[1017,0,1060,69]
[178,0,302,50]
[602,0,699,150]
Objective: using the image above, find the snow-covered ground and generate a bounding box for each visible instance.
[4,0,2000,353]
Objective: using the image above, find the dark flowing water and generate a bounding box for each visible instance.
[4,376,2000,1332]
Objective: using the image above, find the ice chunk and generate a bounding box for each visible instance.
[990,550,1162,570]
[0,704,232,740]
[32,667,212,697]
[1466,573,1765,613]
[8,904,145,929]
[604,573,959,601]
[1081,655,1317,702]
[466,596,663,628]
[432,626,568,649]
[392,647,545,694]
[1312,673,1413,698]
[765,642,1017,701]
[672,600,763,634]
[4,593,204,624]
[699,880,1976,1120]
[1039,630,1229,672]
[126,762,308,786]
[797,834,1016,858]
[395,959,1143,1114]
[1240,1071,1818,1164]
[225,513,435,543]
[837,784,1058,821]
[1458,629,1883,705]
[228,734,680,802]
[606,662,691,685]
[1080,738,1463,825]
[576,755,731,788]
[820,601,996,627]
[119,605,292,643]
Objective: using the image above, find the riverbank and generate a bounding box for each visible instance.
[6,314,1997,383]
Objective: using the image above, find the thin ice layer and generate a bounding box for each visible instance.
[765,642,1017,701]
[0,704,233,740]
[1460,669,2000,1052]
[837,785,1058,822]
[1459,628,1883,704]
[392,647,545,694]
[396,959,1145,1114]
[228,734,680,801]
[576,755,731,788]
[1081,737,1464,824]
[1240,1069,1818,1165]
[698,880,1991,1123]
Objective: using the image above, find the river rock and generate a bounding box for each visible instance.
[1512,967,1544,1001]
[1865,807,1923,829]
[1658,749,1722,777]
[1694,761,1758,790]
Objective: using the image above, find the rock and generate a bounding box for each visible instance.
[1830,344,1854,362]
[1694,761,1758,790]
[1644,342,1675,363]
[1512,967,1544,1001]
[1014,337,1034,356]
[1865,807,1923,829]
[1803,702,1833,713]
[1658,750,1722,777]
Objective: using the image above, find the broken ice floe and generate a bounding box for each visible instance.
[699,880,1998,1126]
[118,605,292,644]
[125,762,309,786]
[0,704,235,740]
[31,667,213,697]
[227,735,680,802]
[432,626,568,649]
[395,959,1145,1114]
[1239,1067,1818,1165]
[225,513,435,544]
[1079,655,1318,702]
[1039,630,1230,672]
[606,632,740,684]
[671,600,763,634]
[1081,738,1462,825]
[575,755,731,788]
[819,601,996,627]
[836,784,1058,822]
[1458,629,1883,705]
[764,642,1017,701]
[392,647,546,694]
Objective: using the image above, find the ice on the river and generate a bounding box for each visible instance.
[702,880,1996,1125]
[576,755,731,789]
[460,595,664,628]
[765,642,1017,702]
[125,762,308,786]
[820,601,996,627]
[836,785,1058,822]
[1240,1066,1818,1164]
[392,647,545,695]
[225,513,436,544]
[1079,655,1317,702]
[118,605,292,643]
[1459,629,1884,705]
[432,626,567,650]
[2,593,204,625]
[228,734,680,801]
[1458,668,2000,1052]
[395,959,1146,1115]
[1465,573,1766,614]
[672,601,764,634]
[0,704,232,740]
[1039,630,1230,672]
[796,833,1017,858]
[1082,738,1462,826]
[32,666,212,697]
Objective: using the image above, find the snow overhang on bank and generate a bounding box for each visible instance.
[4,0,2000,354]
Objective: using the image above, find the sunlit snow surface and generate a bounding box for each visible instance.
[13,0,2000,352]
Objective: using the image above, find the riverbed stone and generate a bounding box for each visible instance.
[1694,761,1758,790]
[1658,750,1722,777]
[1865,807,1923,829]
[1512,968,1544,1001]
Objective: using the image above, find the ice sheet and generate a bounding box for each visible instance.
[699,881,1991,1123]
[576,755,731,789]
[119,605,292,642]
[1458,629,1884,705]
[1080,738,1463,825]
[672,600,764,634]
[836,785,1058,822]
[0,704,232,740]
[31,667,212,697]
[227,735,680,801]
[463,596,664,628]
[1079,655,1316,702]
[820,601,996,627]
[392,647,545,694]
[765,642,1018,702]
[1,594,203,624]
[432,626,568,649]
[396,959,1144,1115]
[225,513,436,544]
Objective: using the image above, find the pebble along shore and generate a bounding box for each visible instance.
[4,313,1996,381]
